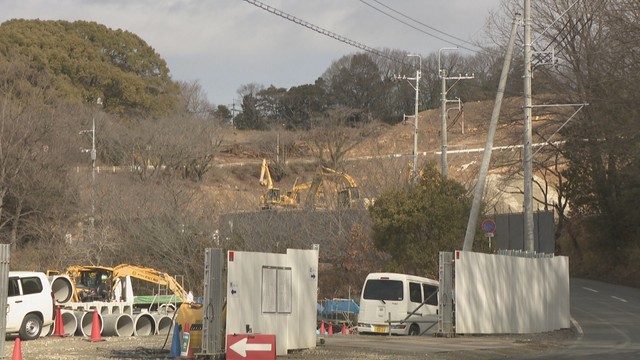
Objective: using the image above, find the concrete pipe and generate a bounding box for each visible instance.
[60,309,78,336]
[157,303,176,315]
[152,314,174,336]
[74,311,103,337]
[111,304,122,315]
[102,313,134,337]
[122,304,133,316]
[49,275,74,304]
[133,313,156,336]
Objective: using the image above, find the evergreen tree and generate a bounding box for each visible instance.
[369,164,473,277]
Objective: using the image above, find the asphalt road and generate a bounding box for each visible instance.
[524,278,640,359]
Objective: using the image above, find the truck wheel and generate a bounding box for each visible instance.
[19,313,43,340]
[408,324,420,336]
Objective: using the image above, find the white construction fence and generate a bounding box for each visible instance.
[453,251,570,334]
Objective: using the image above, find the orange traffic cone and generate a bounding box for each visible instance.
[85,309,105,342]
[341,323,347,334]
[52,306,68,337]
[328,321,333,335]
[320,321,326,335]
[11,338,22,360]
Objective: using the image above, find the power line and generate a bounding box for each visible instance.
[360,0,481,52]
[532,0,583,45]
[242,0,409,65]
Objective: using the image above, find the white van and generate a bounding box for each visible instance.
[6,271,55,340]
[357,272,438,336]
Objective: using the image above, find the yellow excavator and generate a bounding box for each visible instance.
[259,158,299,209]
[258,159,361,210]
[47,265,115,302]
[301,165,361,209]
[111,264,192,303]
[50,264,192,303]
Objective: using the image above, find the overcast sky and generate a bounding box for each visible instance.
[1,0,507,108]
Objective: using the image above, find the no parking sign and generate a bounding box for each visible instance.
[481,219,496,234]
[481,219,496,247]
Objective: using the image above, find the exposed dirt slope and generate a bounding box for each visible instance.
[207,97,562,215]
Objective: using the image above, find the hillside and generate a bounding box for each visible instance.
[205,97,560,215]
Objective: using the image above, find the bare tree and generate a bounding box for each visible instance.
[128,115,224,181]
[178,80,214,119]
[0,59,78,250]
[306,106,379,170]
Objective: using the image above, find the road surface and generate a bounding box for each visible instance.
[522,278,640,359]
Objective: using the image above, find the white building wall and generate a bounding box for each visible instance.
[454,251,569,334]
[226,248,319,356]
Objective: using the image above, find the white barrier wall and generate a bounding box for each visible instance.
[226,248,319,356]
[454,251,569,334]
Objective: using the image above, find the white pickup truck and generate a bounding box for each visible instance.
[6,271,55,340]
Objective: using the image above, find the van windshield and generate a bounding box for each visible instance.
[363,279,403,301]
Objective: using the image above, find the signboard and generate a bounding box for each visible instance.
[227,334,276,360]
[482,219,496,248]
[481,219,496,234]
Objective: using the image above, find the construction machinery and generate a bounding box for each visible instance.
[111,264,191,303]
[259,158,300,209]
[259,159,361,210]
[50,264,191,303]
[301,165,361,209]
[47,265,115,302]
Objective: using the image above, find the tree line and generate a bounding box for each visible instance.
[230,47,528,130]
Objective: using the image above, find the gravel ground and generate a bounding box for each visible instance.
[3,328,575,359]
[3,334,171,359]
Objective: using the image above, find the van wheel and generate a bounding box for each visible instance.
[19,314,43,340]
[408,324,420,336]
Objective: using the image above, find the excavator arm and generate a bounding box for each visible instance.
[259,159,285,209]
[304,166,360,209]
[259,158,273,188]
[112,264,192,303]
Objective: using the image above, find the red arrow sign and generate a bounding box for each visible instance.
[227,334,276,360]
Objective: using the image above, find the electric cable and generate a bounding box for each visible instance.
[360,0,481,52]
[242,0,410,66]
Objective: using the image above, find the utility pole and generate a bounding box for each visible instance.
[90,114,96,236]
[523,0,535,252]
[439,48,474,178]
[81,98,102,242]
[463,13,521,251]
[230,101,239,128]
[395,55,422,183]
[411,55,421,183]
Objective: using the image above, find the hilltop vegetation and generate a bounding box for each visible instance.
[0,19,180,118]
[1,1,639,296]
